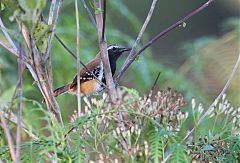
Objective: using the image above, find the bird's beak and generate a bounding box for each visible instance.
[120,47,131,53]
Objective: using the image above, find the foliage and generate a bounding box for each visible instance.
[0,0,239,162]
[1,87,239,162]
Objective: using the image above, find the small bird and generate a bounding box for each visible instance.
[53,44,131,97]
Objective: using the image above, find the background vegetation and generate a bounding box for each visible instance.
[0,0,239,162]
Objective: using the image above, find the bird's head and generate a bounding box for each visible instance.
[107,44,131,61]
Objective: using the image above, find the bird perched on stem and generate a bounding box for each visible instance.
[53,44,131,97]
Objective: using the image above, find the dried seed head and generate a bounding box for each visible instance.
[116,127,120,135]
[227,107,234,114]
[130,126,134,133]
[192,98,196,110]
[198,103,204,114]
[137,129,141,135]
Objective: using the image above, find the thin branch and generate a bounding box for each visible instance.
[0,39,19,57]
[0,18,18,52]
[46,0,57,88]
[119,0,158,81]
[81,0,97,28]
[19,22,31,50]
[0,108,17,163]
[48,0,57,25]
[16,44,23,162]
[44,0,63,62]
[75,0,81,116]
[115,0,214,82]
[102,0,107,40]
[95,0,118,103]
[45,0,63,95]
[144,71,161,104]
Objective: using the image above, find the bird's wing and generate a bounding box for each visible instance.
[70,57,102,88]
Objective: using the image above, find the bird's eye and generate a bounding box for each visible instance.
[112,47,116,51]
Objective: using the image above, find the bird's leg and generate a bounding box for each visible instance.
[83,96,93,111]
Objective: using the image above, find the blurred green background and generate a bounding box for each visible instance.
[0,0,239,120]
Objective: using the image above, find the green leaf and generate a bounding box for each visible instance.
[32,20,50,53]
[149,129,166,163]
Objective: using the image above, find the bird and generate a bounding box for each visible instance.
[53,44,131,97]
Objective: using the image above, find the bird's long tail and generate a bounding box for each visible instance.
[53,84,71,97]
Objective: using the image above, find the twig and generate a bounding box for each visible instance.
[0,107,17,162]
[44,0,63,62]
[45,0,63,92]
[162,154,171,163]
[144,72,161,104]
[115,0,214,82]
[0,39,19,57]
[94,0,118,103]
[0,18,19,57]
[75,0,81,116]
[20,22,31,50]
[48,0,57,25]
[46,0,57,88]
[81,0,97,28]
[0,18,18,52]
[16,44,23,162]
[102,0,107,40]
[183,53,240,142]
[119,0,158,81]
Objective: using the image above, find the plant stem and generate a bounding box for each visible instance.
[0,109,17,162]
[118,0,158,82]
[75,0,81,116]
[16,44,23,162]
[94,0,118,103]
